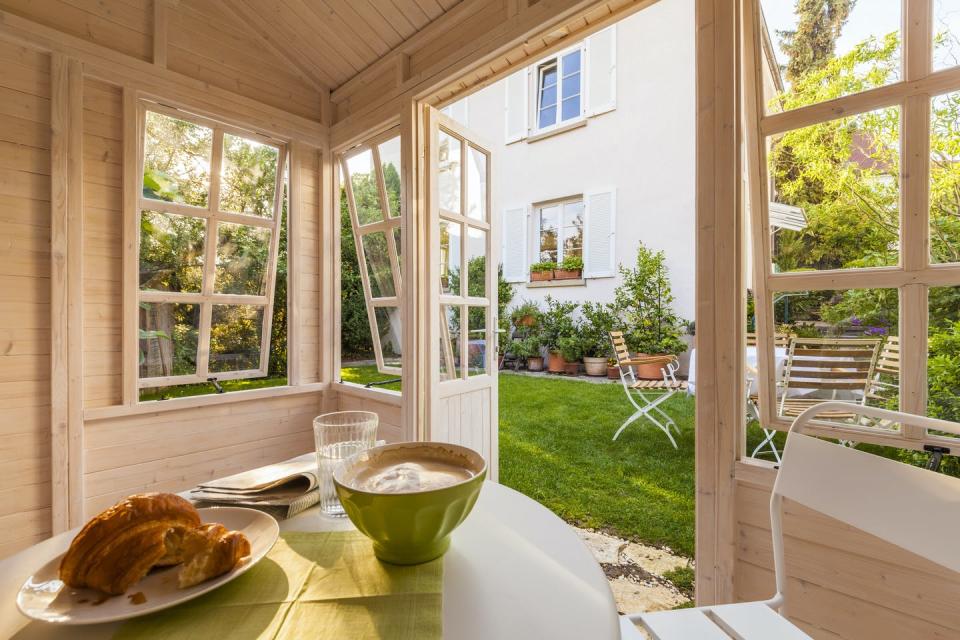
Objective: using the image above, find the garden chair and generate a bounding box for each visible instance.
[868,334,900,402]
[620,401,960,639]
[609,331,686,448]
[745,332,794,461]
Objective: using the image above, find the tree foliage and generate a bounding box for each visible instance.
[777,0,855,85]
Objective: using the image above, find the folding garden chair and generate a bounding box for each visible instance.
[745,332,793,461]
[609,331,686,448]
[621,401,960,639]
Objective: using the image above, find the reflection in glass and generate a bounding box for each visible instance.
[438,131,461,214]
[562,200,584,258]
[139,303,200,378]
[378,136,402,218]
[467,146,487,221]
[538,205,559,262]
[347,149,385,225]
[467,305,488,376]
[142,110,212,207]
[139,211,205,292]
[439,305,461,381]
[362,231,396,298]
[931,91,960,264]
[209,304,264,373]
[214,222,271,296]
[465,228,487,298]
[934,0,960,71]
[375,306,402,368]
[439,220,462,295]
[219,134,279,217]
[929,286,960,422]
[538,62,558,129]
[394,227,402,272]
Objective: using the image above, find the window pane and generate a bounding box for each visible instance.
[929,286,960,422]
[219,134,279,217]
[760,0,901,113]
[375,306,402,369]
[361,231,396,298]
[539,206,559,262]
[139,302,199,378]
[440,220,462,295]
[561,97,580,122]
[347,149,385,225]
[466,146,487,221]
[209,304,264,373]
[143,110,212,207]
[769,106,900,272]
[214,222,271,296]
[438,131,461,214]
[540,83,557,108]
[139,210,205,292]
[934,0,960,71]
[931,91,960,264]
[439,305,461,381]
[563,50,581,75]
[378,136,402,218]
[466,228,487,298]
[394,227,402,271]
[467,305,488,376]
[561,72,580,100]
[540,64,557,89]
[538,106,557,130]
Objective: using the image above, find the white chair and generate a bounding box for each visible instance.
[621,401,960,639]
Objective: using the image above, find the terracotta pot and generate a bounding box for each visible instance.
[553,268,582,280]
[583,356,607,376]
[547,351,566,373]
[530,270,553,282]
[563,361,580,375]
[634,353,668,380]
[527,356,544,371]
[607,366,621,380]
[518,314,536,327]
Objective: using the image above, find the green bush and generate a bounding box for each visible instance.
[560,255,584,271]
[539,296,579,352]
[614,242,687,355]
[580,302,620,358]
[557,335,583,363]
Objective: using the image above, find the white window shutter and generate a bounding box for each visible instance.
[584,190,616,278]
[504,69,528,143]
[502,206,528,282]
[586,26,616,116]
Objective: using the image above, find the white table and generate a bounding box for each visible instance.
[687,346,787,396]
[0,482,620,640]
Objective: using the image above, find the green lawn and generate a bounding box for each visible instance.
[139,375,288,402]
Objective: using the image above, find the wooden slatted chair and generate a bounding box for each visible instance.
[622,402,960,639]
[745,332,794,461]
[745,332,792,348]
[868,334,900,401]
[609,331,687,448]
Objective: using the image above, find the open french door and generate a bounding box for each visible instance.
[424,106,499,481]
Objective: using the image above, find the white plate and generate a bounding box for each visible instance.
[16,507,279,625]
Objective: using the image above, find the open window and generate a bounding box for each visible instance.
[137,104,286,394]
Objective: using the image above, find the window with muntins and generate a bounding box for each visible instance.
[538,199,584,263]
[535,48,583,131]
[137,105,287,395]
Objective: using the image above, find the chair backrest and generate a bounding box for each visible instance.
[746,332,793,348]
[875,334,900,377]
[768,403,960,610]
[609,331,632,368]
[779,337,880,400]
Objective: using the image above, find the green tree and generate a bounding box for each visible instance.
[614,242,687,355]
[778,0,855,85]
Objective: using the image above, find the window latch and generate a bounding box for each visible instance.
[924,445,951,473]
[207,377,225,394]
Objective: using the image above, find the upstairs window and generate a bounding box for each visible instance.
[535,48,583,131]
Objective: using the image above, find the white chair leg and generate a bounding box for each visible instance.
[750,428,781,462]
[613,410,644,441]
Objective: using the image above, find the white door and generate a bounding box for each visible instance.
[425,107,498,480]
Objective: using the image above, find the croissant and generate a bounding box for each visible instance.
[177,524,251,589]
[59,493,202,595]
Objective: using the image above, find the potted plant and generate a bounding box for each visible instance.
[540,296,579,373]
[554,255,584,280]
[580,302,619,376]
[607,357,621,380]
[512,335,544,371]
[529,261,556,282]
[510,300,541,328]
[557,336,582,375]
[614,242,688,379]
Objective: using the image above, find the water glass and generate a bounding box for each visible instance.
[313,411,378,517]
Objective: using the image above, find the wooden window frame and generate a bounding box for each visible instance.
[338,126,404,377]
[744,0,960,451]
[135,100,288,390]
[532,43,586,134]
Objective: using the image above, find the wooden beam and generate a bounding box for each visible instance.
[153,0,168,68]
[122,89,139,407]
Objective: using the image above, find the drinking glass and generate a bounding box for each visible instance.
[313,411,378,517]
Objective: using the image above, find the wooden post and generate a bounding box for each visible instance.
[153,0,167,68]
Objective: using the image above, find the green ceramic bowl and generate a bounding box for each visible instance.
[333,442,487,565]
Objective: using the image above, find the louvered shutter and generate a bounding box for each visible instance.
[584,190,616,278]
[586,26,617,116]
[504,69,528,143]
[502,206,528,283]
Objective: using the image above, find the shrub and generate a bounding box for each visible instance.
[557,335,583,363]
[614,242,687,355]
[560,255,584,271]
[540,295,579,352]
[580,302,621,358]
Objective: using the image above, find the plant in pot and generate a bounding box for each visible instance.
[540,295,579,373]
[512,335,544,371]
[557,335,583,375]
[607,357,621,380]
[529,261,556,282]
[510,300,541,328]
[554,255,584,280]
[580,301,619,376]
[614,242,688,379]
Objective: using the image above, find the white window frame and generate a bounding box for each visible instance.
[136,101,287,390]
[535,196,584,264]
[532,43,585,134]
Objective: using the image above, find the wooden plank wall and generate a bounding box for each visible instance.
[434,388,495,481]
[0,38,53,558]
[295,144,322,383]
[335,385,405,445]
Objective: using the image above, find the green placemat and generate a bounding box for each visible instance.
[114,531,442,640]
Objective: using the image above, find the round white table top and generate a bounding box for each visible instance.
[0,482,620,640]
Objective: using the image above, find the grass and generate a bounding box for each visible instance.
[339,365,403,391]
[139,375,288,402]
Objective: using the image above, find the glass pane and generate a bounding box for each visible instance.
[466,146,487,221]
[540,64,558,89]
[467,306,488,376]
[142,110,212,207]
[466,228,487,298]
[561,97,580,121]
[361,231,396,298]
[538,106,557,130]
[563,50,581,75]
[540,83,557,108]
[929,286,960,422]
[393,227,402,271]
[760,0,901,113]
[139,210,205,292]
[440,220,462,295]
[931,91,960,264]
[769,106,900,273]
[438,131,461,214]
[561,72,580,99]
[375,306,402,369]
[214,222,271,296]
[439,304,461,381]
[378,136,402,218]
[219,134,279,217]
[139,302,199,378]
[934,0,960,71]
[539,205,559,262]
[209,304,264,373]
[347,149,385,225]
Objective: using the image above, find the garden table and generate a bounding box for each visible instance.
[687,346,787,396]
[0,482,620,640]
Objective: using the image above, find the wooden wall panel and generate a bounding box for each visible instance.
[0,39,52,556]
[295,144,322,383]
[335,386,404,444]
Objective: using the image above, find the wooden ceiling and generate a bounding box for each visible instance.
[222,0,464,90]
